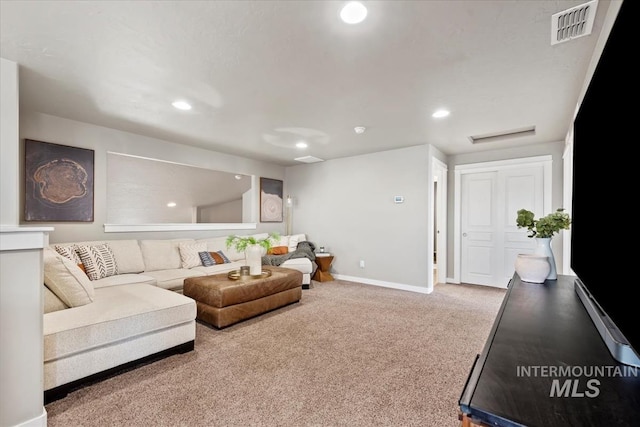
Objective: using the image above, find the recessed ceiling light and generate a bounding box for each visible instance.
[296,141,308,149]
[432,109,450,118]
[167,202,177,207]
[354,126,366,134]
[172,100,192,111]
[340,1,367,24]
[234,175,242,180]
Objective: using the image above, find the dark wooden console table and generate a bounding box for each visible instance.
[459,273,640,427]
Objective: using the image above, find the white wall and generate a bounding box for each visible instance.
[284,141,566,290]
[1,58,20,225]
[19,111,287,243]
[198,199,242,223]
[285,145,431,290]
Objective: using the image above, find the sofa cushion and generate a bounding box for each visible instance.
[274,235,290,248]
[91,273,157,289]
[102,240,146,274]
[43,283,196,364]
[191,260,244,275]
[195,236,227,252]
[142,268,204,291]
[76,243,119,281]
[288,234,307,252]
[141,239,194,272]
[43,249,95,307]
[44,285,69,314]
[179,242,207,269]
[281,257,313,274]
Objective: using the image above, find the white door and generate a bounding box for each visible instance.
[460,164,545,288]
[461,172,498,286]
[500,166,545,283]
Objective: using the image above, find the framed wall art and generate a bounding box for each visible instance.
[24,139,95,222]
[259,177,283,222]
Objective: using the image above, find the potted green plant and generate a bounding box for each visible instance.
[515,208,571,280]
[516,208,571,239]
[226,232,280,275]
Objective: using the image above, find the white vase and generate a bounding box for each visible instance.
[245,244,262,275]
[515,254,551,283]
[533,237,557,280]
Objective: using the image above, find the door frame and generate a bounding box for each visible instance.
[432,157,448,285]
[453,155,552,284]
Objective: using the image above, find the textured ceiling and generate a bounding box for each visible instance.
[0,1,614,166]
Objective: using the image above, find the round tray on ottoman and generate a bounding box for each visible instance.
[227,269,272,281]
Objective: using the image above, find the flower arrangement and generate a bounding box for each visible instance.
[225,232,280,253]
[516,208,571,238]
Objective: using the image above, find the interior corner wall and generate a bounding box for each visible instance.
[19,111,286,243]
[285,145,431,289]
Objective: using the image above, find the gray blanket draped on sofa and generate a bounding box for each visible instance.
[262,241,318,277]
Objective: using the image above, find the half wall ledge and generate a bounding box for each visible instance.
[104,223,257,233]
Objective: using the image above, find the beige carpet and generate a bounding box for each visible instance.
[45,280,506,427]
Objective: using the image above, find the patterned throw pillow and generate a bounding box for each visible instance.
[76,243,119,281]
[179,242,207,269]
[54,245,82,265]
[199,251,215,267]
[209,251,231,264]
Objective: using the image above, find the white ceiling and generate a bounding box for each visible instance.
[0,1,613,166]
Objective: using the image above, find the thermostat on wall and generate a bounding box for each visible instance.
[394,196,404,204]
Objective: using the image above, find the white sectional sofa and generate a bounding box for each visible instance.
[43,233,312,402]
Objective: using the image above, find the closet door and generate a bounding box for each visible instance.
[461,171,498,286]
[461,165,544,288]
[500,166,545,284]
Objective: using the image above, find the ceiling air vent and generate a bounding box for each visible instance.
[551,0,598,45]
[469,126,536,144]
[294,155,324,163]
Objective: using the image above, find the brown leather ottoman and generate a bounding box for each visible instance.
[183,266,302,329]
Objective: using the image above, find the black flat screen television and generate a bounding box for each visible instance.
[572,0,639,367]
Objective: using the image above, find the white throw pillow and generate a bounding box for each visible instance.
[44,251,95,307]
[76,243,119,281]
[179,242,207,269]
[276,235,290,248]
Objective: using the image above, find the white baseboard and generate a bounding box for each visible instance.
[15,408,47,427]
[333,274,433,294]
